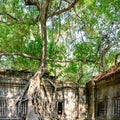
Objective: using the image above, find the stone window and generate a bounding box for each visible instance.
[16,100,28,117]
[0,97,7,117]
[97,100,107,118]
[0,97,28,119]
[113,97,120,119]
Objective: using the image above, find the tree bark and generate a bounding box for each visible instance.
[40,18,47,70]
[99,42,118,72]
[23,0,79,119]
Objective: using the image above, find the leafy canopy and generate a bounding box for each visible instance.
[0,0,120,84]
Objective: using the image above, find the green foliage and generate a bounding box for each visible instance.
[74,42,97,60]
[65,62,78,74]
[0,0,120,84]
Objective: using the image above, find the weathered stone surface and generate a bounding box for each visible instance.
[87,63,120,120]
[0,69,87,120]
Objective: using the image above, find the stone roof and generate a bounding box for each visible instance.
[89,62,120,83]
[0,69,33,79]
[0,69,56,84]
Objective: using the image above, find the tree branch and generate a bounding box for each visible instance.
[115,52,120,65]
[48,0,79,18]
[0,52,40,60]
[63,0,71,4]
[0,12,18,21]
[24,0,41,10]
[53,59,96,63]
[45,0,51,20]
[99,42,118,71]
[6,13,18,21]
[0,52,96,63]
[0,20,11,25]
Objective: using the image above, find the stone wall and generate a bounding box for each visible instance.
[0,69,87,120]
[56,82,87,120]
[96,83,120,120]
[0,69,29,119]
[86,64,120,120]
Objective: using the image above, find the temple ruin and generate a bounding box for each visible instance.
[0,63,120,119]
[0,69,87,120]
[86,63,120,120]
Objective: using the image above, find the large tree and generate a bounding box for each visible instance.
[1,0,120,82]
[24,0,80,119]
[0,0,79,119]
[0,0,120,119]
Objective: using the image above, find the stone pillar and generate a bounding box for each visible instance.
[91,86,95,120]
[88,81,95,120]
[107,96,112,120]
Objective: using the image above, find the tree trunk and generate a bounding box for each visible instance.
[26,6,50,120]
[40,18,47,70]
[23,1,79,119]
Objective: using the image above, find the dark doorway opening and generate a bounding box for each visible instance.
[57,101,63,115]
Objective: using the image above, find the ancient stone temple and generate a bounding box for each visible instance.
[1,63,120,120]
[0,69,32,120]
[55,82,87,120]
[0,69,87,120]
[86,63,120,120]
